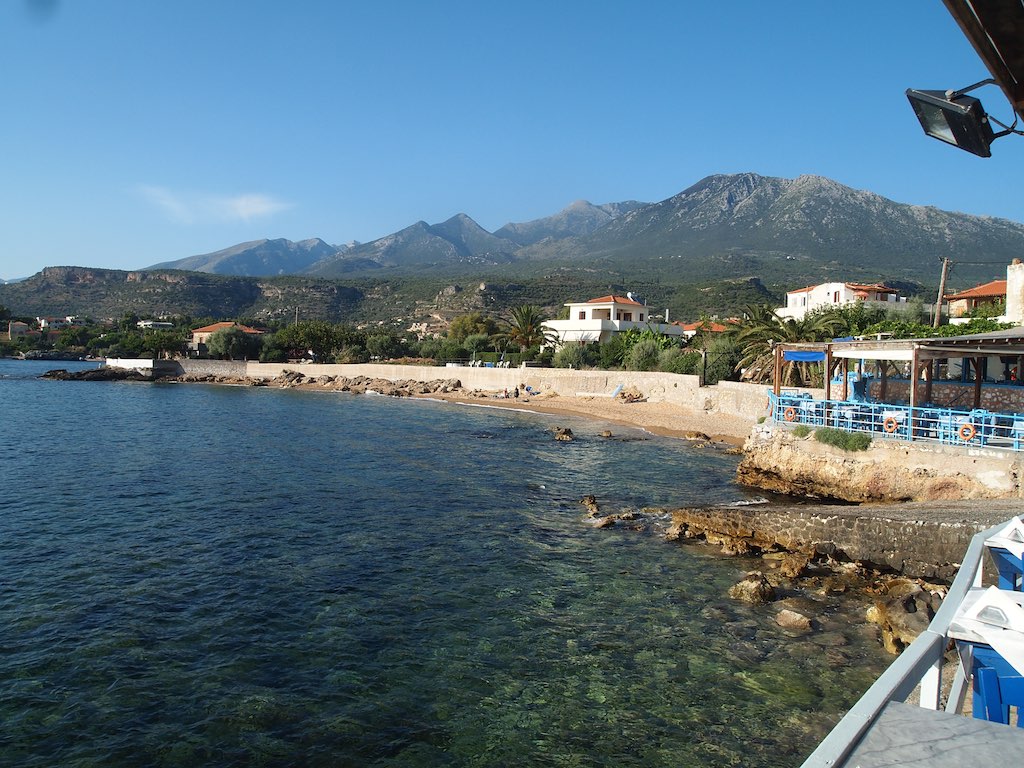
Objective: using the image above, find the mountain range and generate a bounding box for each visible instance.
[145,173,1024,288]
[5,172,1024,323]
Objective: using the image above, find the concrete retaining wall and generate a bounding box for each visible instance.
[241,361,790,419]
[176,359,249,378]
[869,379,1024,413]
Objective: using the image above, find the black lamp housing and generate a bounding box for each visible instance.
[906,88,996,157]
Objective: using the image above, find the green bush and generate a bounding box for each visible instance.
[702,335,740,385]
[624,338,661,371]
[791,424,812,438]
[553,344,587,369]
[658,347,700,375]
[813,427,871,452]
[599,335,628,369]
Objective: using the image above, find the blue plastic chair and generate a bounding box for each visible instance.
[964,643,1024,726]
[989,547,1024,592]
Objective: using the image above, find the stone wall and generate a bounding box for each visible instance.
[174,359,250,379]
[237,361,818,423]
[868,379,1024,413]
[738,422,1024,502]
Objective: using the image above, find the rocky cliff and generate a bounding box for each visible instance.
[737,423,1024,502]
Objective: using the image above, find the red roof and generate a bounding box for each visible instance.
[845,282,897,294]
[586,294,643,306]
[945,280,1007,301]
[192,321,263,335]
[786,282,896,295]
[674,321,730,333]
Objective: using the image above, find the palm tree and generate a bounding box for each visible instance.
[730,304,843,385]
[496,305,556,353]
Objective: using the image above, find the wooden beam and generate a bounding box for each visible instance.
[910,348,920,408]
[973,357,983,409]
[824,347,832,402]
[773,345,782,396]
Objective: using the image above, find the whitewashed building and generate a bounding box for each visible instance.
[776,282,906,320]
[543,294,685,347]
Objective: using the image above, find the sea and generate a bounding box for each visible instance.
[0,359,891,767]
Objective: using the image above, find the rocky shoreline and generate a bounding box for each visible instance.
[43,366,465,397]
[577,494,1020,654]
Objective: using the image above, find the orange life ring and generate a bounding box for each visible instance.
[784,407,797,422]
[883,417,899,434]
[958,423,976,442]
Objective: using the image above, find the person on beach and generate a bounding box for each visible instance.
[513,387,519,399]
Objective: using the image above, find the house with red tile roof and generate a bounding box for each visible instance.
[672,320,732,339]
[542,293,684,347]
[776,281,907,320]
[945,279,1007,319]
[190,321,263,346]
[189,321,264,357]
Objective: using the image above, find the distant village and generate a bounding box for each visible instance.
[3,261,1021,390]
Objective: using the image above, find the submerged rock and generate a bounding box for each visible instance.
[728,571,777,605]
[775,609,813,633]
[553,427,574,442]
[580,495,601,516]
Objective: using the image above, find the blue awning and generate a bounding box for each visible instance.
[783,350,825,362]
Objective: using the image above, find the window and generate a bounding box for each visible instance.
[578,311,586,320]
[639,313,644,321]
[623,312,633,321]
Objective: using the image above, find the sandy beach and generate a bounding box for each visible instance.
[423,390,755,446]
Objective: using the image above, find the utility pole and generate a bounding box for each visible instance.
[933,258,950,328]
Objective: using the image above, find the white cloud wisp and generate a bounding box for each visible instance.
[137,185,294,224]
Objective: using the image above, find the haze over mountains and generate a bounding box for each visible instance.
[144,173,1024,286]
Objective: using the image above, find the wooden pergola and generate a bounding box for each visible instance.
[772,327,1024,410]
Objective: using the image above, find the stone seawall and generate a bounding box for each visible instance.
[242,361,787,422]
[667,500,1019,580]
[738,422,1024,502]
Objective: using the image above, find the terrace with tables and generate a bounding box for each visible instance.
[768,328,1024,451]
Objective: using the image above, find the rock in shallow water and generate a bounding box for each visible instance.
[775,609,813,633]
[728,571,777,605]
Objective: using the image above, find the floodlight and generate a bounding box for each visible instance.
[906,78,1019,158]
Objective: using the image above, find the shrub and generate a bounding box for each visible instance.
[624,338,661,371]
[553,344,587,369]
[791,424,812,438]
[598,335,628,369]
[658,347,701,375]
[702,335,740,385]
[813,427,871,452]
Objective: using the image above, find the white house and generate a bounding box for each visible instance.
[776,282,906,320]
[543,294,685,347]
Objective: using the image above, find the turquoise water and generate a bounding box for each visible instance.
[0,360,890,767]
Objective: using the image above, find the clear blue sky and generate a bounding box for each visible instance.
[3,0,1022,280]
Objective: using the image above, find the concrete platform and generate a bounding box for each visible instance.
[840,700,1024,767]
[670,500,1024,580]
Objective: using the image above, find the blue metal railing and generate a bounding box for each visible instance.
[767,391,1024,451]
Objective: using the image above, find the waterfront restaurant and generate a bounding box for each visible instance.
[767,328,1024,450]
